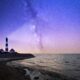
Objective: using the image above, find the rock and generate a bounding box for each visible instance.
[34,76,39,80]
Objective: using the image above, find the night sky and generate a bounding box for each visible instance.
[0,0,80,53]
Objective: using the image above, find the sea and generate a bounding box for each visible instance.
[7,54,80,80]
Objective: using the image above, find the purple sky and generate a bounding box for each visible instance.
[0,0,80,53]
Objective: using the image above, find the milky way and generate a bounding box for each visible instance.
[0,0,80,53]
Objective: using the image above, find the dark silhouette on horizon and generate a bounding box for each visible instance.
[0,37,35,59]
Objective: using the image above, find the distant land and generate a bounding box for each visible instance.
[0,37,35,59]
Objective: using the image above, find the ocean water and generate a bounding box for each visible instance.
[8,54,80,80]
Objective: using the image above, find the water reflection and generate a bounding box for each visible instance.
[7,54,80,80]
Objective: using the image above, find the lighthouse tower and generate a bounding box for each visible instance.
[5,37,8,52]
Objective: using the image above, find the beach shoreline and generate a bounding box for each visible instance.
[0,59,77,80]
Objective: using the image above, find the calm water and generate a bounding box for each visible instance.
[8,54,80,80]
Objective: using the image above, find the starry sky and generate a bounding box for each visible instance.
[0,0,80,53]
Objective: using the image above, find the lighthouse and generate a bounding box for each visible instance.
[5,37,8,52]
